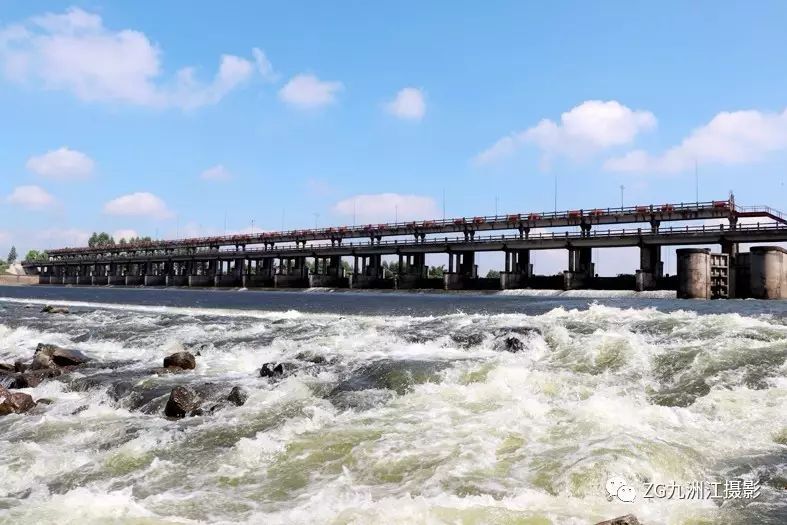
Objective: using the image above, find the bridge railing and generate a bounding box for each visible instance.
[32,221,787,263]
[45,199,736,256]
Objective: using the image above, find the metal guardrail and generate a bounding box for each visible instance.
[27,222,787,265]
[45,199,735,254]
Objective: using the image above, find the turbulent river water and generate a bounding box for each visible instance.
[0,286,785,524]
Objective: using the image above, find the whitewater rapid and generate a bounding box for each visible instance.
[0,296,785,524]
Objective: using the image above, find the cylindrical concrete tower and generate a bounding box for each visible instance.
[750,246,787,299]
[676,248,711,299]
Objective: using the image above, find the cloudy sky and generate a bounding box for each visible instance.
[1,2,786,274]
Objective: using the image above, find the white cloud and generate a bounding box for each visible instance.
[252,47,277,82]
[279,74,342,109]
[113,229,139,240]
[33,227,90,248]
[604,108,787,173]
[333,193,439,223]
[475,100,656,165]
[6,185,55,208]
[25,147,94,180]
[103,192,173,219]
[385,87,426,120]
[200,164,232,181]
[0,7,261,109]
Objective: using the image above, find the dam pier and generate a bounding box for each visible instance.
[22,197,787,299]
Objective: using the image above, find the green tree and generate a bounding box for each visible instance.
[428,265,446,278]
[485,269,501,279]
[89,232,115,247]
[7,246,17,264]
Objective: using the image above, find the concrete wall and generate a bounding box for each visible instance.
[108,275,126,285]
[77,276,93,285]
[242,275,273,288]
[92,276,109,285]
[63,276,77,285]
[188,275,214,287]
[677,248,711,299]
[350,275,393,289]
[166,275,188,287]
[274,274,309,288]
[125,276,144,286]
[733,252,751,298]
[143,275,166,286]
[750,246,787,299]
[215,275,242,287]
[308,274,349,288]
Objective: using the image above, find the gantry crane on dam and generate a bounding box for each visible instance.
[22,196,787,299]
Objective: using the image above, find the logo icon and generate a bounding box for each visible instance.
[606,475,636,502]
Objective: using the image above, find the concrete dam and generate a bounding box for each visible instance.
[22,197,787,299]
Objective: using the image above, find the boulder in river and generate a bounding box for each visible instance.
[227,386,248,406]
[0,363,14,373]
[164,385,201,418]
[41,305,69,314]
[163,351,196,370]
[0,386,36,416]
[502,336,525,353]
[10,368,62,388]
[259,362,293,378]
[32,343,91,369]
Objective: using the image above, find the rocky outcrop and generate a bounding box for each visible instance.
[32,343,90,370]
[0,385,36,416]
[41,305,69,314]
[227,386,248,406]
[163,351,196,371]
[164,386,201,418]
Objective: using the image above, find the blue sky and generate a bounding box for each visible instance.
[2,2,787,274]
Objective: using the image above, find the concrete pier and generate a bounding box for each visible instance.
[750,246,787,299]
[108,275,125,285]
[444,252,478,289]
[635,245,663,291]
[676,248,711,299]
[563,247,593,290]
[500,249,533,289]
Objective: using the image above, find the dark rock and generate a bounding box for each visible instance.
[260,362,291,378]
[71,405,89,415]
[295,351,328,364]
[41,305,69,314]
[36,398,54,405]
[0,363,14,373]
[32,343,90,369]
[503,336,525,353]
[14,360,27,373]
[0,386,36,416]
[227,386,248,406]
[4,368,62,389]
[164,386,201,418]
[329,359,449,398]
[595,515,641,525]
[163,351,196,370]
